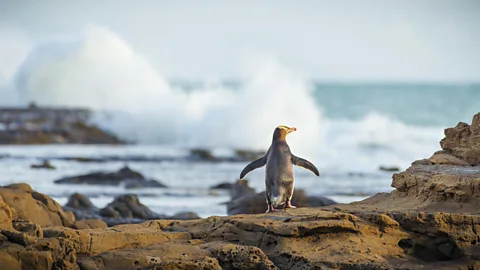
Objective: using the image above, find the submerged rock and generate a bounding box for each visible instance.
[30,160,56,170]
[54,166,168,189]
[379,165,400,172]
[227,179,337,215]
[210,182,234,190]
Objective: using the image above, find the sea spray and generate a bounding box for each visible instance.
[0,25,324,160]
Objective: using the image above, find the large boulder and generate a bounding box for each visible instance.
[227,179,336,215]
[54,166,167,189]
[0,183,75,227]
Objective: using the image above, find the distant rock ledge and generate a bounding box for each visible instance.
[0,104,124,144]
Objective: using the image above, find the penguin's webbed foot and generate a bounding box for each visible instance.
[266,205,278,213]
[285,201,297,209]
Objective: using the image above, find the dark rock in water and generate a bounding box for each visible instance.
[65,193,95,210]
[209,182,234,190]
[189,148,218,162]
[100,194,163,220]
[170,211,201,220]
[30,160,56,170]
[379,166,400,172]
[234,149,265,161]
[63,192,200,226]
[227,179,337,215]
[54,166,167,188]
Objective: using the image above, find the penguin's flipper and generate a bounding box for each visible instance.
[291,155,320,176]
[239,155,267,179]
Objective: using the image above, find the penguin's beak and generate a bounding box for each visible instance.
[288,127,297,133]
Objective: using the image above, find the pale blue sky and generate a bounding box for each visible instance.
[1,0,479,82]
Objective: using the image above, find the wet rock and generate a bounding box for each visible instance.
[233,149,265,161]
[227,179,336,215]
[379,165,400,172]
[210,182,234,190]
[30,160,56,170]
[99,194,165,226]
[54,166,167,188]
[190,148,218,162]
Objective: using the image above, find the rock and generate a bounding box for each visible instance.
[379,165,400,172]
[54,166,167,188]
[99,194,165,226]
[72,219,108,229]
[190,148,218,162]
[170,211,201,220]
[439,112,480,165]
[429,150,471,166]
[30,160,56,170]
[234,149,266,161]
[0,183,75,227]
[227,179,337,215]
[210,182,234,190]
[0,105,124,145]
[64,192,200,225]
[65,193,95,210]
[0,195,13,229]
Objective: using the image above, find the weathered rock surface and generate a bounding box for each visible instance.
[439,112,480,165]
[227,179,337,215]
[0,183,75,227]
[54,166,167,189]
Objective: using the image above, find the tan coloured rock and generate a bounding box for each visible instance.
[0,195,13,229]
[439,112,480,165]
[0,183,75,227]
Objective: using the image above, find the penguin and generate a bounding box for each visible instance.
[239,125,320,212]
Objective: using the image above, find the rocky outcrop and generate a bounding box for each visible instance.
[437,112,480,165]
[0,105,124,145]
[227,179,337,215]
[64,193,200,226]
[0,183,75,227]
[54,166,167,189]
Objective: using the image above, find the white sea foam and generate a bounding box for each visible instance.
[0,25,324,159]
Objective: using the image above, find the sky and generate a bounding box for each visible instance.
[1,0,479,82]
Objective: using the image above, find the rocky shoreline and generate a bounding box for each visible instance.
[0,112,479,269]
[0,104,123,145]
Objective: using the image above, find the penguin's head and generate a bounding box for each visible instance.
[272,125,297,141]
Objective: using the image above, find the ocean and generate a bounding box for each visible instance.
[1,81,478,218]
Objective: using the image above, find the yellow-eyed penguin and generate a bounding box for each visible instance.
[239,125,319,212]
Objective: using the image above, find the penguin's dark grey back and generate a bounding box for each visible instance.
[265,140,295,206]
